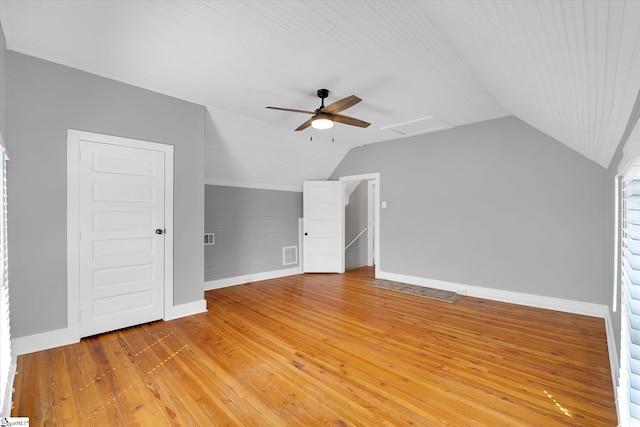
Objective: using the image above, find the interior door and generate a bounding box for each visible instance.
[78,141,166,337]
[303,180,344,273]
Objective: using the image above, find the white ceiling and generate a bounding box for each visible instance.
[2,1,639,190]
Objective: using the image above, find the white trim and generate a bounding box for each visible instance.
[12,297,207,354]
[66,139,81,340]
[0,355,15,418]
[340,173,381,277]
[378,270,610,318]
[298,218,304,271]
[205,178,301,192]
[604,310,620,399]
[0,131,7,157]
[205,267,302,291]
[164,299,207,321]
[377,270,622,403]
[66,129,175,340]
[618,118,640,175]
[367,181,375,266]
[13,327,79,356]
[163,147,175,320]
[614,174,621,312]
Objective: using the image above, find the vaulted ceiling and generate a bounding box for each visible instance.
[2,1,639,190]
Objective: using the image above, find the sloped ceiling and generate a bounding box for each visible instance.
[1,1,639,190]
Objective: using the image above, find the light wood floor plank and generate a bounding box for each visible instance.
[12,267,617,425]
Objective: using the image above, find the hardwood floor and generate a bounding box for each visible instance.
[12,267,617,425]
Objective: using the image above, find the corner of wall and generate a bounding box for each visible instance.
[165,300,207,321]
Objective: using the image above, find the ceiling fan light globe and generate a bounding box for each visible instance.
[312,117,333,130]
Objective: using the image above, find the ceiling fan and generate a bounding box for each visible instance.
[266,89,371,131]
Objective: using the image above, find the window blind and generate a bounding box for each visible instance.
[0,147,10,414]
[620,169,640,425]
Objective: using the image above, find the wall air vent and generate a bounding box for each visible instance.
[381,115,454,137]
[204,233,215,245]
[283,246,298,266]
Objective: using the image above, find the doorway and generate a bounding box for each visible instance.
[340,173,380,277]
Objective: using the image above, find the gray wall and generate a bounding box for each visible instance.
[0,22,6,147]
[331,116,610,305]
[345,181,368,271]
[8,52,206,338]
[204,185,301,282]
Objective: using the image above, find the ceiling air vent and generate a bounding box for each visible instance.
[381,115,453,137]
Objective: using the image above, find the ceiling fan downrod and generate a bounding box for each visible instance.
[317,88,329,110]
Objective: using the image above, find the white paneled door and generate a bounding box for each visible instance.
[78,141,166,337]
[303,181,344,273]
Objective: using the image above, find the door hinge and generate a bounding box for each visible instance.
[77,150,82,163]
[78,310,82,322]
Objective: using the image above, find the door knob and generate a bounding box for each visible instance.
[155,229,165,235]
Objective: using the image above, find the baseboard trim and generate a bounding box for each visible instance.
[377,270,610,318]
[604,310,620,407]
[13,268,620,401]
[205,267,303,290]
[165,299,207,321]
[13,327,79,356]
[13,300,207,356]
[377,270,620,400]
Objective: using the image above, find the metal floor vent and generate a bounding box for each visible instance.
[283,246,298,266]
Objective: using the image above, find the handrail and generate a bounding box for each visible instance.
[345,227,367,251]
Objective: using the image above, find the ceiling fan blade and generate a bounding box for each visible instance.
[333,114,371,128]
[266,106,315,114]
[322,95,362,114]
[295,118,314,131]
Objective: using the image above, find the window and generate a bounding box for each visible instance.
[0,147,11,414]
[619,165,640,425]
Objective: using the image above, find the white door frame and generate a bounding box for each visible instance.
[340,173,380,277]
[367,180,376,266]
[66,129,174,339]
